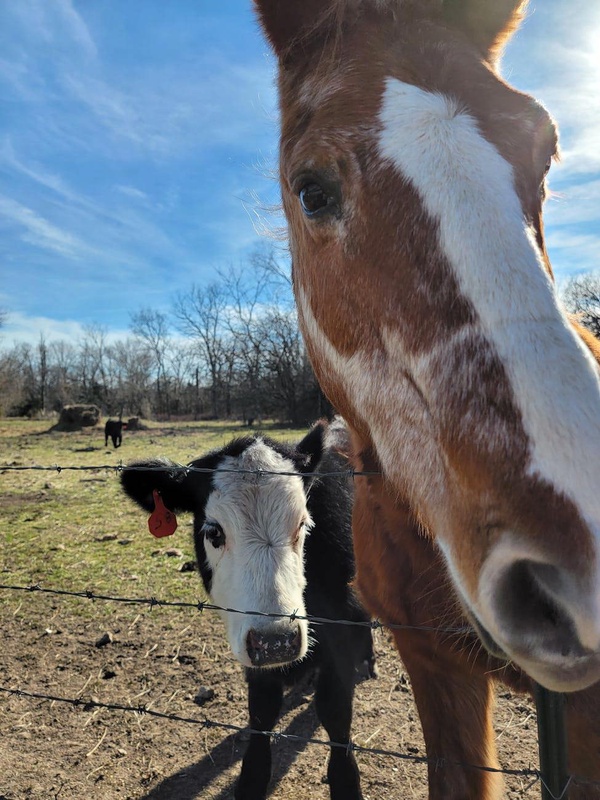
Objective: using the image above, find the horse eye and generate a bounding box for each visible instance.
[543,157,552,177]
[299,182,333,217]
[204,523,225,549]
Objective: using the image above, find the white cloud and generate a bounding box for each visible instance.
[0,137,87,206]
[9,0,97,60]
[503,2,600,280]
[115,185,150,202]
[0,312,127,348]
[0,194,91,259]
[508,4,600,174]
[545,179,600,226]
[54,0,98,60]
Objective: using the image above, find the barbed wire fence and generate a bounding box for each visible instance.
[1,461,596,799]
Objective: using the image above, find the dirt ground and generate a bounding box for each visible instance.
[0,595,543,800]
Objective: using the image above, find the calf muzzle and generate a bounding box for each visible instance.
[246,626,303,667]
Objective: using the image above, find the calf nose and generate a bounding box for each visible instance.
[246,626,302,667]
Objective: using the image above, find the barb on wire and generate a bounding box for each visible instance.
[0,583,472,635]
[0,685,543,782]
[0,462,381,479]
[538,775,573,800]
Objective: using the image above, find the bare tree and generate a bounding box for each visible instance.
[563,273,600,338]
[131,309,171,417]
[259,307,304,423]
[48,340,77,409]
[78,324,109,406]
[37,334,49,413]
[173,283,230,419]
[109,338,154,417]
[220,261,273,422]
[0,343,28,415]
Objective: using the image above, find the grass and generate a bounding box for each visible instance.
[0,417,307,621]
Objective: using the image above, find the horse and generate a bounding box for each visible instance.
[120,419,376,800]
[253,1,600,797]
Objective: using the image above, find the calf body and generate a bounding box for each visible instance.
[121,419,375,800]
[104,419,125,448]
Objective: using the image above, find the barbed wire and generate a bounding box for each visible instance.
[0,685,539,780]
[4,684,598,797]
[0,461,380,479]
[0,583,472,635]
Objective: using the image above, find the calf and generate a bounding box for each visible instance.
[120,419,375,800]
[104,419,126,448]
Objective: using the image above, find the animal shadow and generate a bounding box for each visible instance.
[139,684,321,800]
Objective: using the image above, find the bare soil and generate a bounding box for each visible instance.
[0,596,543,800]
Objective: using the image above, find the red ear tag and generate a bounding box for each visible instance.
[148,490,178,538]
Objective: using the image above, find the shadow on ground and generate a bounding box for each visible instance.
[140,691,321,800]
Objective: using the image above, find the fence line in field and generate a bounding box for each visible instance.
[1,461,590,799]
[2,678,598,797]
[0,684,574,800]
[0,461,379,479]
[0,583,471,635]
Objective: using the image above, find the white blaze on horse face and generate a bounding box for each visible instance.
[297,287,446,508]
[377,78,600,594]
[203,441,310,668]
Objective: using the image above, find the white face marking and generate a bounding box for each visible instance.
[298,287,447,517]
[203,440,311,668]
[377,77,600,567]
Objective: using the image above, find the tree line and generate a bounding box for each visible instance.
[0,249,331,425]
[1,266,598,425]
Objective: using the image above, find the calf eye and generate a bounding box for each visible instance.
[292,520,307,547]
[203,523,225,549]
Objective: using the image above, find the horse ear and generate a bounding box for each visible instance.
[253,0,338,61]
[443,0,528,61]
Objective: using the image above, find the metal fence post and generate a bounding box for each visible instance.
[534,683,569,799]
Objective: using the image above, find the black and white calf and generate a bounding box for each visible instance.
[120,419,375,800]
[104,419,126,448]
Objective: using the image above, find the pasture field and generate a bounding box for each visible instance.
[0,419,540,799]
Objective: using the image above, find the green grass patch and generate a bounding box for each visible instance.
[0,418,307,622]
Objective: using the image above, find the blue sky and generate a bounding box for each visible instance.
[1,0,599,346]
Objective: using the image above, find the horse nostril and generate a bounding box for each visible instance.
[246,626,303,667]
[494,560,579,655]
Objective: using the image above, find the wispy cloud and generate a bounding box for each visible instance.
[508,3,600,174]
[53,0,98,60]
[0,194,90,259]
[504,2,600,279]
[10,0,97,60]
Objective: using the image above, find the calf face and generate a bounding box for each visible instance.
[120,426,326,669]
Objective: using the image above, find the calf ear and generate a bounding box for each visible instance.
[120,458,198,514]
[294,420,327,478]
[253,0,339,62]
[443,0,527,62]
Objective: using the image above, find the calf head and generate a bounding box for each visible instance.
[120,424,327,669]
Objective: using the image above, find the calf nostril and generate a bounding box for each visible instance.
[246,626,303,667]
